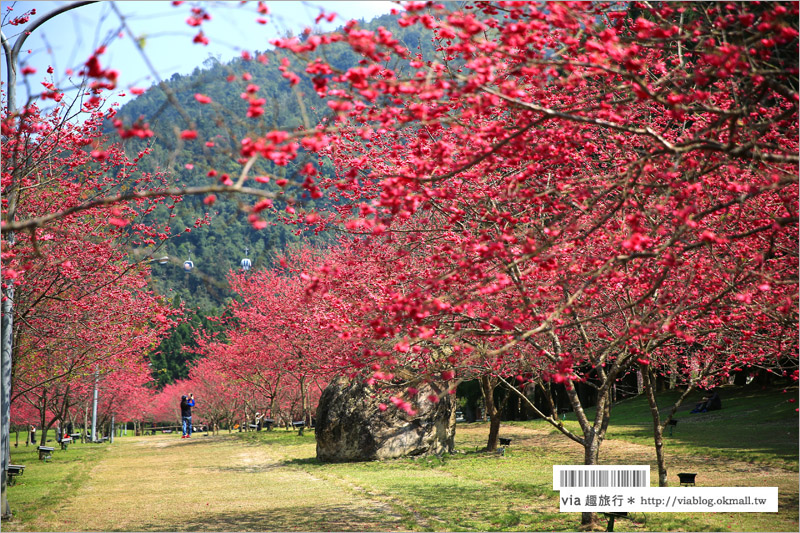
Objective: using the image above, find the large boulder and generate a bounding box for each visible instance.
[315,376,456,462]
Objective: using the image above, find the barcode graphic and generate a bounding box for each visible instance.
[560,469,646,488]
[554,466,650,490]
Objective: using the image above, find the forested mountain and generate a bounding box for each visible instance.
[148,301,229,388]
[116,12,436,310]
[114,13,438,384]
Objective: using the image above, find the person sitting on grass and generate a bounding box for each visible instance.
[690,389,721,413]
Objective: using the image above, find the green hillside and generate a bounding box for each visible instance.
[113,13,439,384]
[116,12,438,310]
[524,384,800,470]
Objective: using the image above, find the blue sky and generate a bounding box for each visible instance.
[4,1,397,109]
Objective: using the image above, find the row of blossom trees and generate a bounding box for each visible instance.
[190,247,339,427]
[263,1,798,491]
[3,1,797,526]
[190,6,798,522]
[2,101,181,443]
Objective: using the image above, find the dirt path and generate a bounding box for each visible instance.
[20,434,409,532]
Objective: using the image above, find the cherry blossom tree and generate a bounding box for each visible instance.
[186,357,243,433]
[273,2,797,514]
[111,380,156,436]
[220,247,343,425]
[1,99,178,443]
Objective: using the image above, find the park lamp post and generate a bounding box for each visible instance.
[90,367,100,443]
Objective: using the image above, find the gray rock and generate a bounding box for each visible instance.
[315,376,456,462]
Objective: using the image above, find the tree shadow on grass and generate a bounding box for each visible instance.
[134,503,406,532]
[498,479,554,497]
[202,463,288,474]
[779,491,799,517]
[279,457,322,467]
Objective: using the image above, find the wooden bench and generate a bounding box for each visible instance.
[499,437,512,446]
[38,446,55,461]
[69,432,82,443]
[678,472,697,486]
[7,464,25,485]
[60,437,72,450]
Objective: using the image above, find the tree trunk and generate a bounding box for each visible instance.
[38,403,48,446]
[301,377,310,426]
[83,406,89,443]
[480,375,500,451]
[568,382,610,529]
[580,430,601,528]
[642,367,669,486]
[269,394,278,429]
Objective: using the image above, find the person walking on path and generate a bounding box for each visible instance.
[180,394,195,438]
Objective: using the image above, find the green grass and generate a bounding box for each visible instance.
[240,429,578,531]
[5,437,114,524]
[234,409,799,533]
[519,384,799,470]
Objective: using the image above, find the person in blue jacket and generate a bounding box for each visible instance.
[180,393,195,438]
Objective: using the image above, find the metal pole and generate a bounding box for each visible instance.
[1,241,13,518]
[110,415,114,444]
[90,368,98,442]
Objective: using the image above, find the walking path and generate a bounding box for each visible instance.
[18,434,407,532]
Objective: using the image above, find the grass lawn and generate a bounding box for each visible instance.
[547,383,799,470]
[4,385,798,532]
